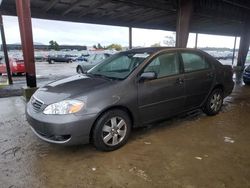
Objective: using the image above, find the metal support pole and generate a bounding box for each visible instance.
[237,21,250,68]
[129,27,132,49]
[176,0,193,48]
[16,0,36,87]
[232,36,237,65]
[194,33,198,49]
[0,15,12,84]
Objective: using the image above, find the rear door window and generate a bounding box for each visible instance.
[181,52,210,72]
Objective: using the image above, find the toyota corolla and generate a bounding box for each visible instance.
[26,47,234,151]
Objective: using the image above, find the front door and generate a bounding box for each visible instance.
[138,52,185,123]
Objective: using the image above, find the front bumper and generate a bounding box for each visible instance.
[26,101,97,145]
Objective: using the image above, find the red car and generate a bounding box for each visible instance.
[0,58,25,76]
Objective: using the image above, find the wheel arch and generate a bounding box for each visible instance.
[202,83,224,107]
[213,84,224,96]
[89,105,134,142]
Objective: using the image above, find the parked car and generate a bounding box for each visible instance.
[76,54,90,62]
[47,54,76,64]
[26,47,234,151]
[0,57,25,76]
[243,65,250,85]
[76,53,112,73]
[35,53,48,62]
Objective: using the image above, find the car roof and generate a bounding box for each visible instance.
[125,47,202,54]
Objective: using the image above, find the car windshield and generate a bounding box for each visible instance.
[88,52,151,79]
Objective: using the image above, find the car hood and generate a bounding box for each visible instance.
[33,74,112,104]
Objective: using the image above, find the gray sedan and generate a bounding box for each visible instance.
[76,53,112,73]
[26,47,234,151]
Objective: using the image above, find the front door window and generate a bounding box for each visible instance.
[143,52,179,78]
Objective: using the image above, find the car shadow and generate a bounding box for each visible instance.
[129,109,204,143]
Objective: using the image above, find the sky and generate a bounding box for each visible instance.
[2,15,240,49]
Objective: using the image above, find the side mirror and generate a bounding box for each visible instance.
[140,72,157,81]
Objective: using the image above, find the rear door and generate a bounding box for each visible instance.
[138,51,185,123]
[180,51,214,109]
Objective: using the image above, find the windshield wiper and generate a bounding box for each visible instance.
[86,73,114,80]
[86,72,123,80]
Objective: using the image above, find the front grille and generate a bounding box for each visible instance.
[31,96,44,112]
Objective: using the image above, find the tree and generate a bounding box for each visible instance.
[97,43,103,49]
[150,42,161,47]
[106,44,122,51]
[163,36,175,47]
[54,41,59,51]
[49,40,60,51]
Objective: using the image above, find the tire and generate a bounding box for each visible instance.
[49,60,55,64]
[203,88,223,116]
[76,66,84,74]
[92,109,131,151]
[243,80,250,85]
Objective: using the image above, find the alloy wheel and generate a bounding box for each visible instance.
[210,92,222,112]
[102,116,127,146]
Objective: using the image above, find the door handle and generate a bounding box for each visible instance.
[207,72,214,78]
[176,78,184,84]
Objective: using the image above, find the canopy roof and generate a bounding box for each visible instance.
[1,0,250,36]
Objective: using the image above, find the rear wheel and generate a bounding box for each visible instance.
[92,109,131,151]
[203,88,223,116]
[77,66,84,74]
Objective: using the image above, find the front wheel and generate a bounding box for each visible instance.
[92,110,131,151]
[203,88,223,116]
[48,60,55,64]
[76,66,84,74]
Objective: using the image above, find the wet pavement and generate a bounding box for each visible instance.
[0,61,76,97]
[1,81,250,187]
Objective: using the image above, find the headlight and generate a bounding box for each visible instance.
[43,100,85,115]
